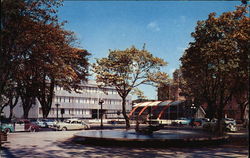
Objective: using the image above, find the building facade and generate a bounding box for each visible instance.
[3,80,132,119]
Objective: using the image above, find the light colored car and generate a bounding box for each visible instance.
[202,118,237,132]
[223,118,236,126]
[13,119,40,132]
[55,119,90,131]
[173,118,191,125]
[41,119,57,128]
[34,120,48,128]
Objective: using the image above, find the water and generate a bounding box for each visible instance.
[74,129,213,140]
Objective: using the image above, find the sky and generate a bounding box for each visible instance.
[57,0,241,100]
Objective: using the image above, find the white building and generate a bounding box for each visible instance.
[3,80,132,119]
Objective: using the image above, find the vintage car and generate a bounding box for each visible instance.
[34,120,48,128]
[41,119,57,128]
[55,119,90,131]
[190,118,210,126]
[0,123,14,133]
[202,118,237,132]
[172,118,191,126]
[13,119,40,132]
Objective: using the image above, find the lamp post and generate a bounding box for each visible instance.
[191,103,196,118]
[99,99,104,129]
[55,103,60,121]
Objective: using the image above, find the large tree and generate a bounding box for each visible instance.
[1,0,90,118]
[180,6,249,133]
[93,46,168,128]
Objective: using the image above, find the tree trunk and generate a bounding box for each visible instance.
[9,107,13,121]
[122,97,130,129]
[8,96,19,121]
[216,107,224,136]
[239,102,248,123]
[39,76,54,119]
[205,101,216,120]
[22,97,35,119]
[23,106,30,119]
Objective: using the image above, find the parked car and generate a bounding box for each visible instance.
[34,120,48,128]
[55,119,90,131]
[41,119,57,128]
[223,118,236,126]
[13,119,40,132]
[172,118,191,126]
[0,123,14,133]
[190,118,210,126]
[202,118,237,132]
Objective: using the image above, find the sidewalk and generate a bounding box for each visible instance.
[1,127,248,158]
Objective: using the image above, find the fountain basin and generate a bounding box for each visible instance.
[73,128,229,147]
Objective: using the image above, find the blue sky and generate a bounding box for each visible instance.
[58,1,241,100]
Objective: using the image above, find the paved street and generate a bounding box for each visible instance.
[1,128,249,158]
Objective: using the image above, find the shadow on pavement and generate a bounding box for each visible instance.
[1,128,248,158]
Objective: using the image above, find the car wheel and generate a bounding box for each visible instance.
[62,127,67,131]
[4,128,11,133]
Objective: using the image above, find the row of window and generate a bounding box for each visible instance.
[39,108,91,115]
[55,86,118,95]
[54,97,130,105]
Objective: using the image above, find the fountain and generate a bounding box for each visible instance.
[73,120,229,147]
[73,104,228,147]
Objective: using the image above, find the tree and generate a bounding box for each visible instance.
[1,0,90,118]
[1,0,61,98]
[35,46,90,118]
[180,6,249,134]
[131,88,147,100]
[93,46,168,128]
[1,0,62,118]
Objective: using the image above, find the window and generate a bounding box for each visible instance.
[91,98,95,104]
[86,110,90,115]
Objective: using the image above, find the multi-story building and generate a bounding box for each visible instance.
[3,80,132,119]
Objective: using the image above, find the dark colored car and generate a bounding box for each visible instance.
[190,118,209,126]
[13,119,40,132]
[0,123,14,133]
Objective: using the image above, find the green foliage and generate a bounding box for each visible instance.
[180,6,250,120]
[93,45,168,128]
[131,88,147,100]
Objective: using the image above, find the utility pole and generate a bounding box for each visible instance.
[55,103,60,121]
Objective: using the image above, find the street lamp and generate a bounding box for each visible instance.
[99,99,104,129]
[191,104,196,118]
[55,103,60,121]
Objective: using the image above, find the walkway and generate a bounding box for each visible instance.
[1,128,248,158]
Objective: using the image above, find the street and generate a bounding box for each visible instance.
[1,127,249,158]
